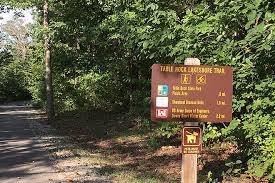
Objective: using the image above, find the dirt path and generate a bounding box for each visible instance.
[0,102,65,183]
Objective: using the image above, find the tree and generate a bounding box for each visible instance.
[0,0,55,121]
[43,0,54,121]
[2,19,29,60]
[0,0,274,180]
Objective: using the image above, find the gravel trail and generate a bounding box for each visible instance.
[0,101,111,183]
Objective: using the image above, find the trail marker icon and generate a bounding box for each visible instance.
[196,74,206,84]
[186,131,199,144]
[182,127,202,154]
[181,74,191,84]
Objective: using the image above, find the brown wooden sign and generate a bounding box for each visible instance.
[151,64,233,122]
[182,127,202,154]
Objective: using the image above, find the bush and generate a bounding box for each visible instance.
[0,60,31,102]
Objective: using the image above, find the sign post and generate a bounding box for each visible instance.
[151,58,233,182]
[182,58,201,183]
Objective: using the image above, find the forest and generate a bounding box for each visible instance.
[0,0,274,182]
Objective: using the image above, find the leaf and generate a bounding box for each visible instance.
[142,40,149,49]
[254,0,263,8]
[264,12,273,21]
[236,160,242,164]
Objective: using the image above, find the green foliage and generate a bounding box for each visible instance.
[203,123,222,142]
[155,122,181,139]
[53,70,129,112]
[2,0,275,180]
[0,51,12,66]
[0,58,30,102]
[148,137,161,149]
[148,122,181,149]
[24,59,45,107]
[206,171,219,183]
[225,159,244,175]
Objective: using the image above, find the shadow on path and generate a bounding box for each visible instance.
[0,102,64,183]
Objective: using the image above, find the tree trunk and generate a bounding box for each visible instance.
[43,0,55,121]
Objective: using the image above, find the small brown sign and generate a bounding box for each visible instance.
[151,64,233,122]
[183,127,202,154]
